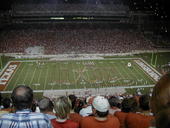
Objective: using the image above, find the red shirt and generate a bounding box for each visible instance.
[125,113,154,128]
[114,111,128,128]
[69,113,82,124]
[81,115,120,128]
[51,119,79,128]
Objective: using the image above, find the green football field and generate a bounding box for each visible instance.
[3,58,159,91]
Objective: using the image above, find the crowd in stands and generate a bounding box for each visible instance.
[0,72,170,128]
[12,4,128,16]
[0,24,155,54]
[12,0,128,16]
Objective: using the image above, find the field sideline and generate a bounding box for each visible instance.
[0,57,162,93]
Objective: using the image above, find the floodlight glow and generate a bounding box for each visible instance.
[50,17,65,20]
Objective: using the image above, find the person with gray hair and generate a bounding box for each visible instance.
[0,85,52,128]
[38,97,56,120]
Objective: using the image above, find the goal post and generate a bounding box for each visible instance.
[0,56,2,70]
[151,52,158,68]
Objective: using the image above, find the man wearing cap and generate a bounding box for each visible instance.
[81,96,120,128]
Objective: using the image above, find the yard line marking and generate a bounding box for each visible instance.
[116,62,131,80]
[132,62,151,84]
[12,63,25,90]
[29,64,37,87]
[58,63,61,89]
[44,63,49,90]
[118,61,139,85]
[123,62,142,85]
[23,63,32,84]
[71,62,77,89]
[37,66,43,90]
[107,62,122,85]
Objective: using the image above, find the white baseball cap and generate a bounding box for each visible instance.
[92,96,110,112]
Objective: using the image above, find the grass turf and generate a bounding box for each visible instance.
[4,58,156,91]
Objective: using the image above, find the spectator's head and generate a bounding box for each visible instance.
[139,94,150,111]
[68,94,77,110]
[11,85,33,110]
[86,96,94,105]
[2,98,11,109]
[155,108,170,128]
[38,97,54,113]
[74,98,85,113]
[121,97,138,113]
[108,96,121,108]
[150,73,170,115]
[92,96,110,117]
[53,96,72,119]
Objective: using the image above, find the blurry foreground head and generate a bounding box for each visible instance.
[11,85,33,110]
[155,108,170,128]
[53,96,72,119]
[150,73,170,115]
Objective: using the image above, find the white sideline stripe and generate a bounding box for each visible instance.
[1,85,155,93]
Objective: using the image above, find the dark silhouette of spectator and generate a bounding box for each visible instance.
[68,94,82,124]
[139,94,151,115]
[0,85,52,128]
[121,97,138,113]
[108,96,121,115]
[0,97,13,116]
[74,98,85,113]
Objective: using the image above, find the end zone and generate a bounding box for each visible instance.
[0,62,20,91]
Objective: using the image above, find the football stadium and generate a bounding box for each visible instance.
[0,0,170,127]
[0,0,170,97]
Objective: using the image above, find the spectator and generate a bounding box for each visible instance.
[124,95,154,128]
[139,94,152,115]
[0,97,13,116]
[74,98,85,113]
[79,96,93,117]
[38,97,56,120]
[51,96,79,128]
[0,85,52,128]
[150,72,170,127]
[114,97,138,128]
[108,96,121,115]
[81,96,120,128]
[150,72,170,115]
[0,24,156,54]
[68,94,82,124]
[121,97,138,113]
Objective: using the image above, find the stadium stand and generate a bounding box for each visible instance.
[0,24,155,54]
